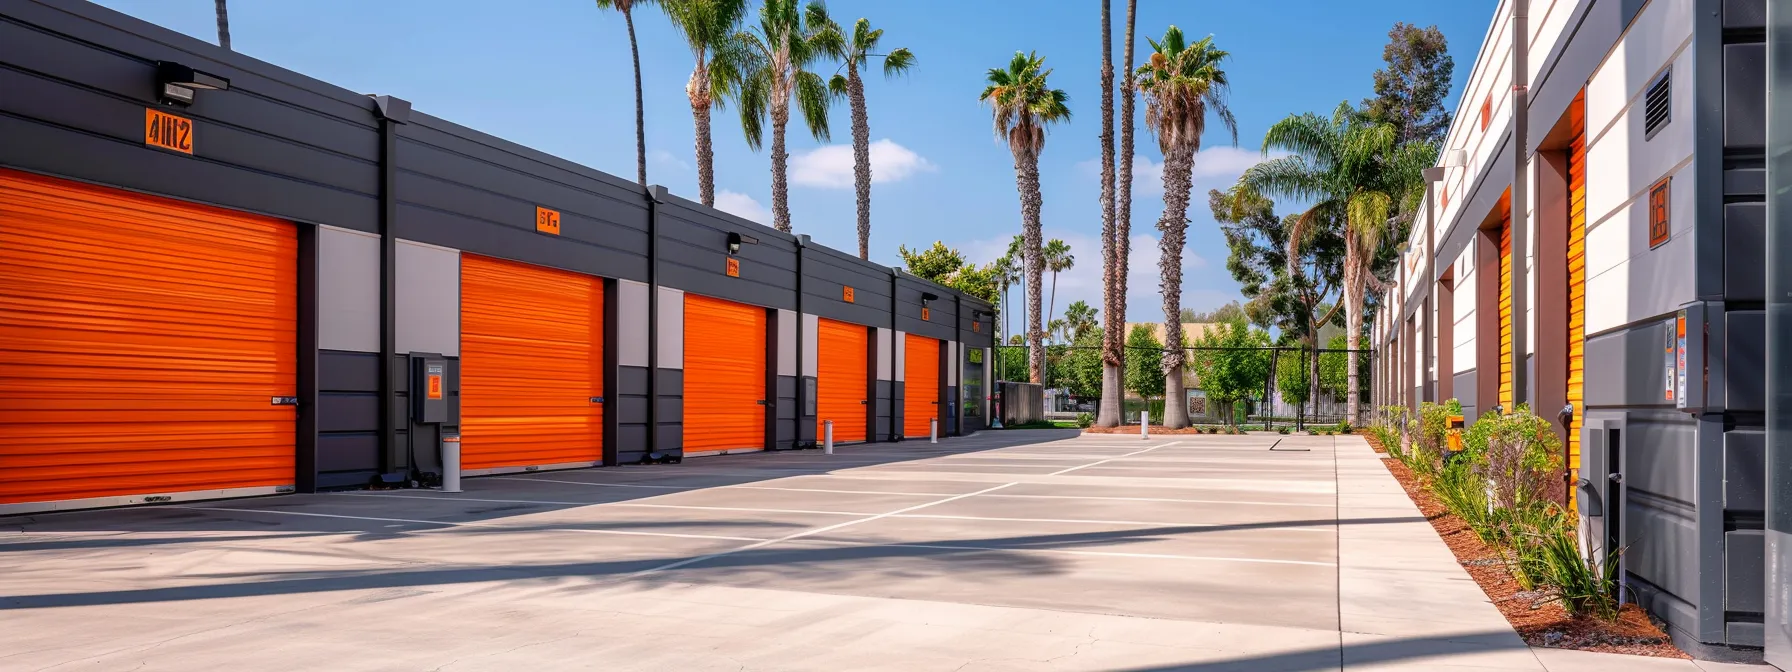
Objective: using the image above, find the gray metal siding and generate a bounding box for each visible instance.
[0,1,380,230]
[802,245,893,328]
[894,275,958,341]
[1584,319,1678,408]
[657,195,798,311]
[317,350,380,486]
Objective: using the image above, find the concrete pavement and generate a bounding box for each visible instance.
[0,431,1765,670]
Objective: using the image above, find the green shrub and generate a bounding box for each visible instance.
[1075,412,1094,429]
[1335,420,1353,434]
[1278,427,1291,435]
[1519,510,1625,620]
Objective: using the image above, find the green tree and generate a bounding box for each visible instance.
[1242,101,1432,422]
[982,51,1071,385]
[1042,238,1074,332]
[595,0,657,186]
[730,0,835,232]
[1057,329,1104,399]
[1187,318,1271,426]
[897,241,964,280]
[662,0,751,207]
[1180,301,1247,324]
[1361,23,1455,146]
[945,262,1002,306]
[822,16,913,259]
[1136,26,1236,429]
[1060,300,1098,343]
[1320,334,1350,399]
[1124,324,1166,399]
[1276,347,1312,421]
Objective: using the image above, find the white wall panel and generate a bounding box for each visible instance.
[1583,174,1697,334]
[801,313,819,378]
[1583,0,1694,144]
[893,330,907,382]
[876,328,893,381]
[776,309,797,377]
[395,239,459,357]
[616,280,649,367]
[657,287,684,370]
[317,226,378,353]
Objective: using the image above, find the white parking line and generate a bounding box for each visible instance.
[985,493,1334,508]
[1045,441,1183,476]
[892,513,1333,532]
[799,538,1336,567]
[167,505,767,542]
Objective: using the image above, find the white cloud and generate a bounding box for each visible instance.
[714,190,771,224]
[649,149,689,171]
[1080,146,1286,198]
[791,139,937,189]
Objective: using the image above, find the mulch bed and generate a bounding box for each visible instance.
[1379,456,1687,658]
[1363,433,1389,453]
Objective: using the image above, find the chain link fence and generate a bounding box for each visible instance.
[992,343,1377,429]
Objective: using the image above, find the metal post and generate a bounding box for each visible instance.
[440,433,461,493]
[1511,0,1531,409]
[1141,408,1149,440]
[930,417,938,444]
[824,420,834,455]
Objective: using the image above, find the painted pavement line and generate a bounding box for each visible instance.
[166,505,768,542]
[1045,441,1184,476]
[984,493,1335,507]
[795,538,1337,567]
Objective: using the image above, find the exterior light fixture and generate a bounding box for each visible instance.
[920,291,940,306]
[725,231,759,255]
[156,61,229,107]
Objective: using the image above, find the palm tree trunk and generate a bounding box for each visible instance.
[1158,144,1195,429]
[849,67,872,259]
[771,109,792,232]
[625,8,646,186]
[1047,271,1060,340]
[215,0,231,49]
[689,67,716,207]
[1344,245,1365,424]
[1102,0,1139,427]
[1095,0,1118,428]
[1015,150,1046,385]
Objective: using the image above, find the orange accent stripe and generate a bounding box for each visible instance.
[0,168,296,505]
[459,254,603,470]
[683,294,767,452]
[903,334,940,437]
[1566,91,1588,490]
[818,319,869,443]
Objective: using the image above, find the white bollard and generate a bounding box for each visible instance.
[930,417,938,444]
[1140,409,1149,440]
[441,433,462,493]
[824,420,834,454]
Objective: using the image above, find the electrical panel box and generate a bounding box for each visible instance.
[410,352,448,424]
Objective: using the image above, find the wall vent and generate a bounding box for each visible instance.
[1644,69,1671,140]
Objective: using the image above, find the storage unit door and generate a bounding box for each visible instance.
[0,168,297,512]
[1566,92,1587,491]
[817,319,869,443]
[460,255,603,472]
[684,294,767,453]
[903,334,941,438]
[1498,201,1514,410]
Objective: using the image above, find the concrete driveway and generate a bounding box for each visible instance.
[0,431,1741,671]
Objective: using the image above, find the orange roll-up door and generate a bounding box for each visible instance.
[1566,92,1588,486]
[0,168,296,510]
[903,334,940,437]
[1498,198,1514,411]
[460,255,603,472]
[818,319,869,443]
[685,294,767,452]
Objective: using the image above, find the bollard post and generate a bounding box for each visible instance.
[930,417,938,444]
[441,433,462,493]
[1141,409,1149,440]
[824,420,834,455]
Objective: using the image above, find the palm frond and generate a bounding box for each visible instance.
[794,70,832,140]
[827,72,849,96]
[1240,155,1327,203]
[882,47,915,78]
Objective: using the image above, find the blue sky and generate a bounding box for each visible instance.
[96,0,1495,323]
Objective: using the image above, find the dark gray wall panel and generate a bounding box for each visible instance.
[655,369,684,456]
[1625,413,1700,504]
[317,395,377,434]
[1724,0,1766,29]
[319,351,380,478]
[1725,43,1766,150]
[802,246,894,328]
[959,298,995,349]
[1454,370,1477,418]
[1585,319,1677,408]
[894,275,959,341]
[616,365,650,462]
[1725,429,1767,511]
[321,350,380,391]
[317,434,379,473]
[775,375,798,447]
[1625,492,1701,608]
[891,381,907,440]
[874,380,894,441]
[1725,204,1766,302]
[394,204,646,281]
[1727,310,1764,411]
[657,195,798,311]
[1726,530,1765,612]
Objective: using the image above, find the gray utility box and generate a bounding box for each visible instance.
[410,353,448,425]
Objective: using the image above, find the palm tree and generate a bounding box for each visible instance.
[1063,300,1099,342]
[215,0,230,49]
[1043,238,1074,332]
[731,0,836,233]
[1241,101,1433,423]
[1135,26,1236,429]
[824,18,914,259]
[981,52,1071,385]
[596,0,656,186]
[996,234,1024,342]
[662,0,751,206]
[1099,0,1139,428]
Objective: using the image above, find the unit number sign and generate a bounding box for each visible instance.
[144,108,193,154]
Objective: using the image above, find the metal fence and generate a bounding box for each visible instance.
[991,343,1377,429]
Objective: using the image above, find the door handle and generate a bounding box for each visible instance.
[860,400,869,404]
[756,400,768,406]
